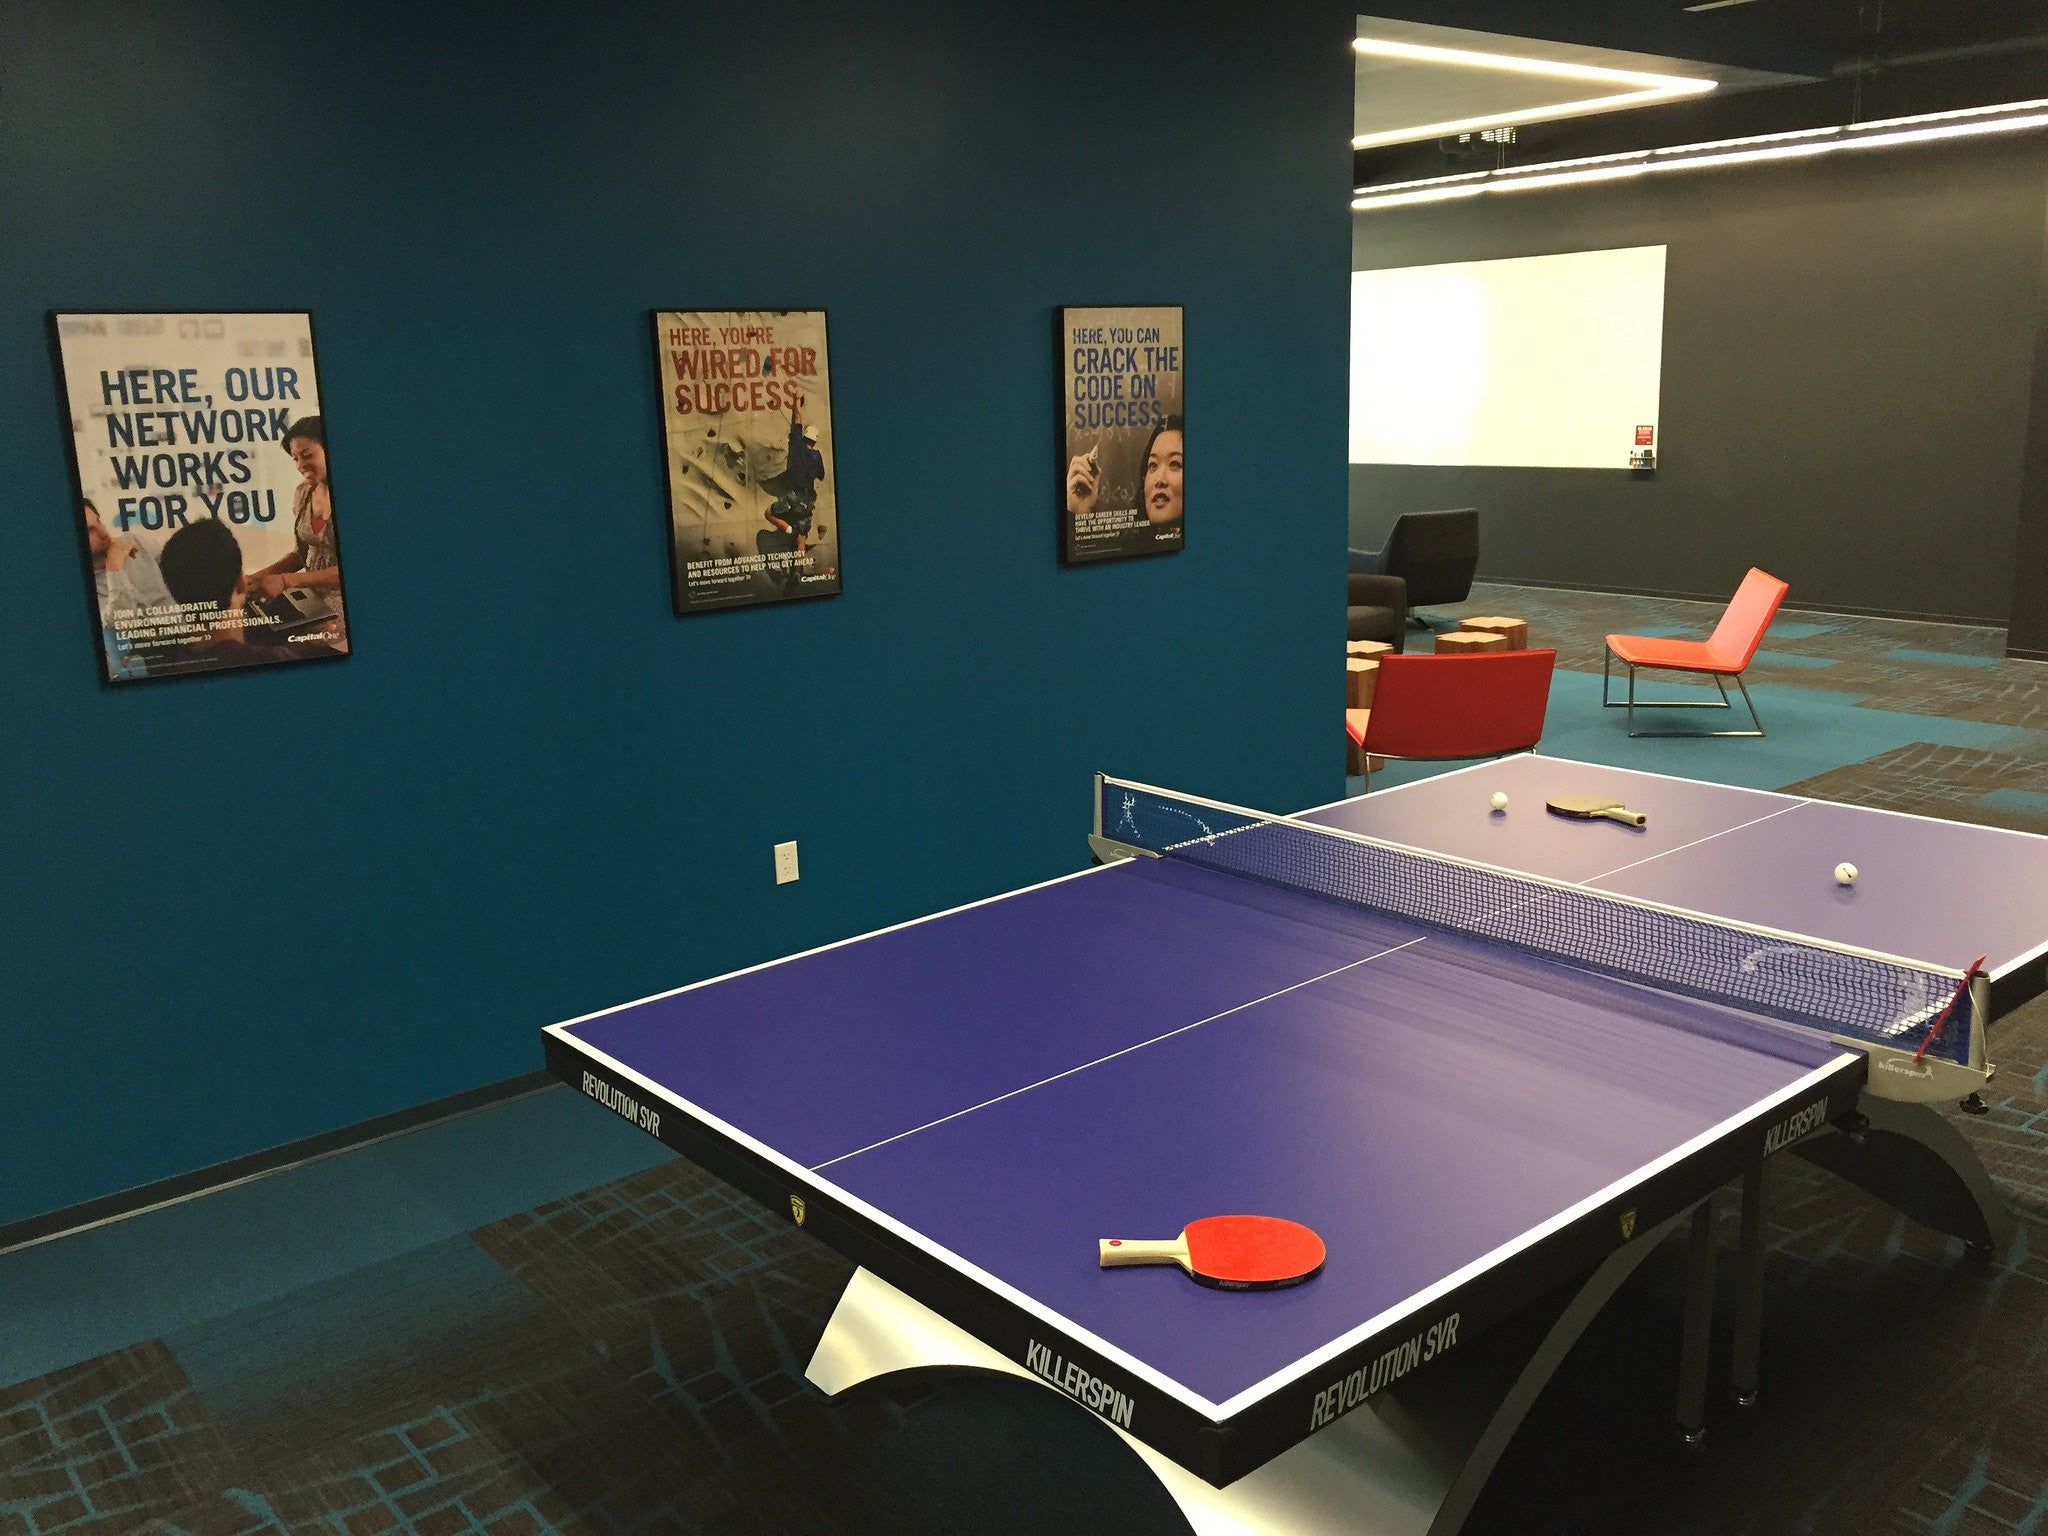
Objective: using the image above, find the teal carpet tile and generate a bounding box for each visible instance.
[1887,647,2006,669]
[0,1088,669,1387]
[1349,669,2036,799]
[1982,787,2048,819]
[1749,649,1838,669]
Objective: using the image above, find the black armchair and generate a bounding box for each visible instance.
[1349,508,1479,620]
[1346,572,1407,651]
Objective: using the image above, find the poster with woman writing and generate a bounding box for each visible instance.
[652,309,842,614]
[51,310,350,684]
[1057,304,1184,565]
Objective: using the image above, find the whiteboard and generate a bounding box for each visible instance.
[1349,246,1665,469]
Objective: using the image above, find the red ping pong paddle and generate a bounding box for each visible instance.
[1099,1215,1326,1290]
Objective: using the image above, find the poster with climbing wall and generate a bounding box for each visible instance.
[652,309,842,614]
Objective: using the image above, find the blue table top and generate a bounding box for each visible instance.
[1303,754,2048,981]
[559,848,1847,1411]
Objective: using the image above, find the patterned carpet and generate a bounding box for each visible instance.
[0,1164,1186,1536]
[4,587,2046,1536]
[1780,744,2048,836]
[1425,583,2048,835]
[1434,585,2046,736]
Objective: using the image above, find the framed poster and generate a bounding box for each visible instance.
[1057,304,1184,565]
[653,309,841,614]
[51,310,349,683]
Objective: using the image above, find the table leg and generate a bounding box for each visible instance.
[1794,1094,2013,1256]
[808,1206,1702,1536]
[1733,1165,1764,1408]
[1677,1196,1716,1444]
[806,1266,1461,1535]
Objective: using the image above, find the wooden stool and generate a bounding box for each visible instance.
[1458,616,1529,650]
[1435,630,1507,656]
[1346,658,1379,709]
[1346,639,1394,660]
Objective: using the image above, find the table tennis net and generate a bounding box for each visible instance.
[1100,779,1974,1065]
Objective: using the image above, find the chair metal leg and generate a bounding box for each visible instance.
[1614,665,1766,738]
[1733,673,1764,735]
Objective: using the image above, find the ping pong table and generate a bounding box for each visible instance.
[544,754,2048,1535]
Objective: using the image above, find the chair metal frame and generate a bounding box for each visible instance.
[1600,567,1786,739]
[1355,743,1535,791]
[1602,651,1766,738]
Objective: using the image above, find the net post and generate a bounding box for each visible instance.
[1965,972,1991,1073]
[1092,772,1105,841]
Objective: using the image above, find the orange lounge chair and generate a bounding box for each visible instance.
[1603,568,1788,737]
[1346,649,1557,787]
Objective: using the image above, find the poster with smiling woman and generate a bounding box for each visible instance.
[50,310,350,684]
[1057,304,1183,565]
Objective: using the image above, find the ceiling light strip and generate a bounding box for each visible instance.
[1493,148,1654,176]
[1353,99,2048,211]
[1656,126,1839,153]
[1348,34,1716,151]
[1354,185,1490,210]
[1843,96,2048,132]
[1862,111,2048,149]
[1351,86,1708,151]
[1352,36,1717,93]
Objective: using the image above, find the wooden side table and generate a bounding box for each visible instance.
[1435,630,1507,656]
[1457,616,1529,650]
[1345,643,1394,776]
[1346,658,1379,708]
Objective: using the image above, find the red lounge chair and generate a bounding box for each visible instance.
[1346,649,1556,787]
[1603,568,1788,737]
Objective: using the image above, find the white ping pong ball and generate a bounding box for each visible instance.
[1834,862,1858,887]
[1490,792,1508,812]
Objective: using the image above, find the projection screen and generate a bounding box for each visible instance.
[1349,245,1666,470]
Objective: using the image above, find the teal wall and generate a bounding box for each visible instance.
[0,1,1356,1224]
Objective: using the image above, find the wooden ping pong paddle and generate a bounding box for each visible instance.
[1546,794,1647,827]
[1099,1215,1326,1290]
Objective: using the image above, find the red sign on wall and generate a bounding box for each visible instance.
[1635,425,1655,446]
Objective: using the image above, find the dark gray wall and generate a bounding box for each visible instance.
[1350,135,2048,622]
[2010,189,2048,659]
